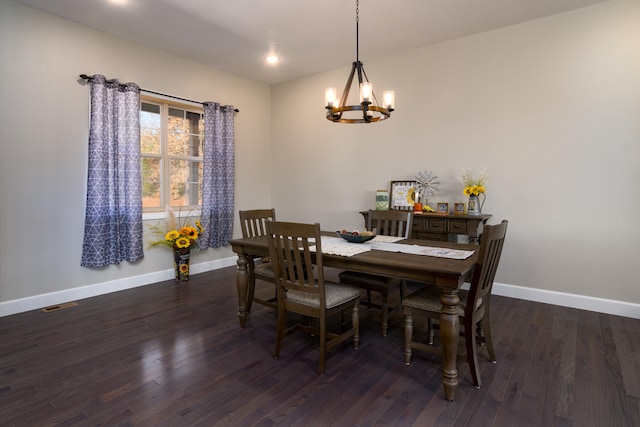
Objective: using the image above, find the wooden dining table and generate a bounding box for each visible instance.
[229,233,478,401]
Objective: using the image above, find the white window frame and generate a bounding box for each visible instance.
[140,95,204,217]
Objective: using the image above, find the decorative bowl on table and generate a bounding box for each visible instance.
[336,230,376,243]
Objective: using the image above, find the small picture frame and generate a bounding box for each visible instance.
[437,202,449,214]
[389,180,418,210]
[454,202,466,215]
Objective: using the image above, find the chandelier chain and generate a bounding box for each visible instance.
[356,0,359,62]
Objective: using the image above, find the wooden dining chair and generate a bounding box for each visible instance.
[239,209,277,310]
[339,209,413,336]
[402,220,508,388]
[266,221,361,374]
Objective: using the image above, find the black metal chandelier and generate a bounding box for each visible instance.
[325,0,394,124]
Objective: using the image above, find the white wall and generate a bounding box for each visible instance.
[0,0,271,313]
[271,0,640,306]
[2,0,639,318]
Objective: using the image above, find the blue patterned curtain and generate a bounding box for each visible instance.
[199,102,235,249]
[81,75,144,267]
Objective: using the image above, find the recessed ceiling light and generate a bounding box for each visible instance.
[266,55,279,65]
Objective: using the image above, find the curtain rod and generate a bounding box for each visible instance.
[79,74,239,113]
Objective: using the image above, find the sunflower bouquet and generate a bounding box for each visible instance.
[459,168,487,197]
[149,208,204,250]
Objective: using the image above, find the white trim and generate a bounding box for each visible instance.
[0,256,237,317]
[492,282,640,319]
[143,209,202,221]
[143,211,168,221]
[2,269,639,320]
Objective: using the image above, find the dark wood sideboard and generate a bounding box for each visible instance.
[360,211,491,244]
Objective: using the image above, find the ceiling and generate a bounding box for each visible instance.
[14,0,607,85]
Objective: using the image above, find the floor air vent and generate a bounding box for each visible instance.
[41,302,78,312]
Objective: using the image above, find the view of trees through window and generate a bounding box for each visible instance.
[140,100,204,210]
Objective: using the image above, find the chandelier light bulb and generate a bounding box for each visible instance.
[360,82,373,103]
[383,90,395,110]
[325,87,337,107]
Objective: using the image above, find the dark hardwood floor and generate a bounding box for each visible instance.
[1,266,639,426]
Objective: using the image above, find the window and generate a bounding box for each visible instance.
[140,98,204,212]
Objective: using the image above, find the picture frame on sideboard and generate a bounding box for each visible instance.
[437,202,449,214]
[389,180,417,211]
[454,202,465,215]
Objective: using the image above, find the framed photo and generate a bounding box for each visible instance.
[454,202,466,215]
[389,181,417,210]
[437,202,449,214]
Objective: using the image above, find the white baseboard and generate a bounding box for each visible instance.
[0,256,237,317]
[2,262,639,320]
[492,282,640,319]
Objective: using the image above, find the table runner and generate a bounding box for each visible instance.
[371,242,474,260]
[310,237,372,257]
[310,236,474,260]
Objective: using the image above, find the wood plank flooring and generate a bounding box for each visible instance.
[1,266,639,426]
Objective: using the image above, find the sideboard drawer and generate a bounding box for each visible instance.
[448,220,468,234]
[413,231,443,241]
[428,219,446,233]
[412,217,426,231]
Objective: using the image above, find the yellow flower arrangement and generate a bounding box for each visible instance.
[459,168,487,197]
[149,208,204,250]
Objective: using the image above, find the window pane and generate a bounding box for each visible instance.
[141,157,161,208]
[168,107,183,118]
[140,102,161,154]
[168,109,202,157]
[169,159,203,207]
[168,115,190,157]
[186,111,202,157]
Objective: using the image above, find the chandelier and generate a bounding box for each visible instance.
[325,0,394,124]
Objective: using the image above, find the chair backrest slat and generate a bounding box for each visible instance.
[367,209,413,238]
[466,220,508,321]
[239,209,276,238]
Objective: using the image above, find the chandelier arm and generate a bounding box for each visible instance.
[355,61,364,86]
[340,62,357,108]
